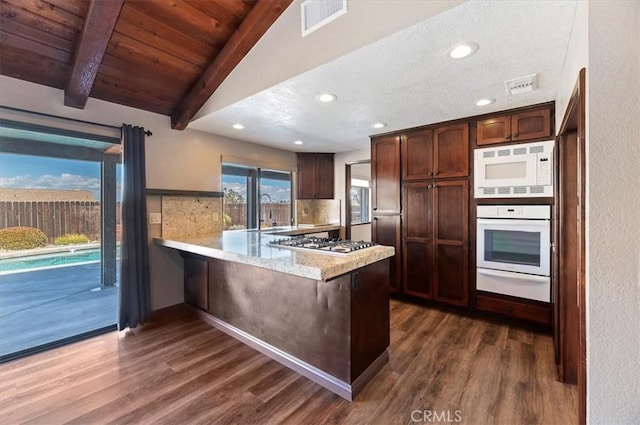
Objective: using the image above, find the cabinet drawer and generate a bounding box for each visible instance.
[476,293,550,325]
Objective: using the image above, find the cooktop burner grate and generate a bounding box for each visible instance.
[268,237,376,255]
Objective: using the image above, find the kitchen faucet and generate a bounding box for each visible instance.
[260,193,277,227]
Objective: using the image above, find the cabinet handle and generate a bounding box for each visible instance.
[513,132,519,138]
[373,207,378,211]
[505,134,512,139]
[427,184,433,189]
[428,171,434,176]
[433,171,439,176]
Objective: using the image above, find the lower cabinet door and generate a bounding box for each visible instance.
[403,240,434,299]
[433,180,469,306]
[434,243,468,306]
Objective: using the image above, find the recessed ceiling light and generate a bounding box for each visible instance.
[232,123,244,130]
[448,42,479,59]
[316,93,337,103]
[475,98,495,106]
[294,140,304,145]
[372,123,387,129]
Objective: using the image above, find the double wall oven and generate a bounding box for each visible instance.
[476,205,551,302]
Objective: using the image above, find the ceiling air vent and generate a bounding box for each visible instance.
[301,0,347,37]
[504,73,538,95]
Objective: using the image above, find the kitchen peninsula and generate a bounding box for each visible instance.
[155,228,394,401]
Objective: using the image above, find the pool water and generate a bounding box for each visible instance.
[0,248,120,273]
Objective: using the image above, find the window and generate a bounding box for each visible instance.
[350,178,371,224]
[222,164,292,230]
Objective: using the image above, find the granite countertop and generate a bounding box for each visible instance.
[154,227,394,281]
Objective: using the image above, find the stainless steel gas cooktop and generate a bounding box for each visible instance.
[268,237,376,255]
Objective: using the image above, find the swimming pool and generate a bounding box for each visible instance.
[0,248,120,273]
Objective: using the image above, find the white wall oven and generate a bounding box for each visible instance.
[474,140,554,198]
[476,205,551,302]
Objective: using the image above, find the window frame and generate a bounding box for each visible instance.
[222,163,293,230]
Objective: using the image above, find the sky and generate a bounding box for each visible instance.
[0,153,122,200]
[0,152,290,203]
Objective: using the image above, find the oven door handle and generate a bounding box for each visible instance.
[477,218,549,227]
[477,268,549,282]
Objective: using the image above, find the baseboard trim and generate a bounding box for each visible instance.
[194,308,387,401]
[351,349,389,397]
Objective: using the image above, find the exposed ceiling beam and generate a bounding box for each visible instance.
[171,0,293,130]
[64,0,124,109]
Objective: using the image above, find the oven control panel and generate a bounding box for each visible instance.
[477,205,550,219]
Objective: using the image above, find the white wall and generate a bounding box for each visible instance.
[555,1,588,128]
[0,76,296,310]
[586,2,640,423]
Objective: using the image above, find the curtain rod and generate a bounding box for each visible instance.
[1,105,122,131]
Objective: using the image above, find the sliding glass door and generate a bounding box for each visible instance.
[0,149,120,362]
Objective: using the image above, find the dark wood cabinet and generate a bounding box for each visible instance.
[402,182,434,298]
[433,180,468,306]
[402,129,433,180]
[402,180,469,305]
[183,254,208,311]
[402,124,469,180]
[296,153,334,199]
[434,124,469,179]
[476,293,551,325]
[372,214,402,293]
[476,106,552,146]
[371,135,401,214]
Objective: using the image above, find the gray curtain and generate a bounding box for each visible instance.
[119,124,150,330]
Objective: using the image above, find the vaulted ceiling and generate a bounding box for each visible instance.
[0,0,291,129]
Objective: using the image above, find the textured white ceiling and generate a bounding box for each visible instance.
[189,1,577,153]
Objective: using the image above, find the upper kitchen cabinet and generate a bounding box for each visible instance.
[402,124,469,180]
[433,123,469,179]
[297,153,334,199]
[371,135,401,214]
[401,129,433,180]
[476,105,552,146]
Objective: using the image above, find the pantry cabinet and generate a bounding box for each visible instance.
[476,106,552,146]
[402,180,468,305]
[297,153,334,199]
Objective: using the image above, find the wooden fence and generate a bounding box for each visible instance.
[0,201,120,243]
[224,203,291,230]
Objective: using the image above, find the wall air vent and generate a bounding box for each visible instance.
[504,73,538,95]
[301,0,347,37]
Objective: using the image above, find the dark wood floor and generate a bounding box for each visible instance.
[0,300,577,425]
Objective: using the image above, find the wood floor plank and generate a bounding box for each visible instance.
[0,300,578,425]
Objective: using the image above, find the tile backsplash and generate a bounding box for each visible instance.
[296,199,341,225]
[161,196,222,238]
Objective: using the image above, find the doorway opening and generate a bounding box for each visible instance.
[345,160,372,241]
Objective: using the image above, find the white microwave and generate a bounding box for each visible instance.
[474,140,554,198]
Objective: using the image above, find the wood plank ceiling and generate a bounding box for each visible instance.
[0,0,292,129]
